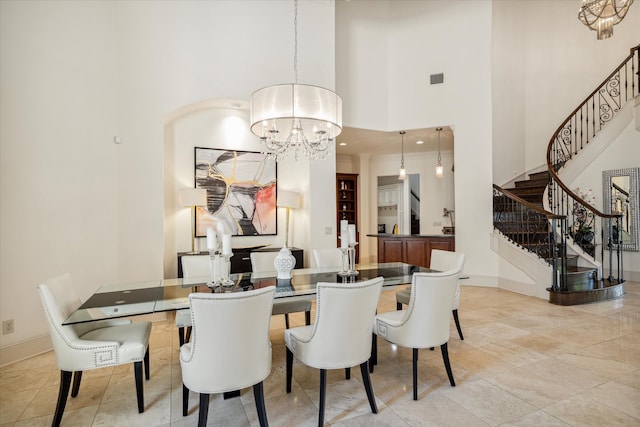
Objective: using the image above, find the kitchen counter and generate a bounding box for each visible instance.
[367,234,455,267]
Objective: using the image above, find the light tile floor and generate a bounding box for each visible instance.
[1,282,639,426]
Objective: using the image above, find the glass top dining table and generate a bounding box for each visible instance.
[63,262,432,325]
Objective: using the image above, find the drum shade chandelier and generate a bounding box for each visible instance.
[578,0,634,40]
[250,0,342,161]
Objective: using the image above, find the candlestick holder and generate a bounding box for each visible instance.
[220,254,234,287]
[207,251,222,288]
[338,243,359,277]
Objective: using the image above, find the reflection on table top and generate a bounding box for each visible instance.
[63,263,431,325]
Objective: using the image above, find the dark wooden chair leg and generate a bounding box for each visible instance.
[412,348,419,401]
[53,370,72,427]
[305,310,311,325]
[318,369,326,427]
[144,347,150,380]
[182,384,189,416]
[452,309,464,340]
[441,342,455,386]
[284,313,290,329]
[360,362,378,414]
[134,360,144,413]
[71,371,82,397]
[345,367,351,379]
[185,326,192,343]
[253,381,269,427]
[396,302,402,311]
[286,347,293,393]
[178,327,185,347]
[198,393,210,427]
[370,333,377,373]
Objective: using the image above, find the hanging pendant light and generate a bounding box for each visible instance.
[578,0,634,40]
[249,0,342,161]
[435,127,444,178]
[398,131,406,180]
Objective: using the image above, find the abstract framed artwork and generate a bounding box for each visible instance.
[194,147,277,237]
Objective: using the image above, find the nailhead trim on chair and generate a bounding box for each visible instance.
[183,289,275,364]
[288,282,376,358]
[95,349,118,367]
[39,290,124,367]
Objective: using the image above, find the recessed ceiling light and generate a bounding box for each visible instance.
[416,140,424,145]
[339,142,347,146]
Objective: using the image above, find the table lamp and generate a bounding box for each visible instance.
[277,190,301,248]
[179,188,207,254]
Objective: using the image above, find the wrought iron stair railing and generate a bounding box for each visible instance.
[493,184,567,291]
[546,45,638,286]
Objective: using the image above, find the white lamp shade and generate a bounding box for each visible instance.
[178,188,207,207]
[250,84,342,138]
[277,190,301,209]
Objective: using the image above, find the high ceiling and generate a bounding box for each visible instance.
[334,126,454,156]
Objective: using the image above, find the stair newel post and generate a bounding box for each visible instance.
[617,216,624,282]
[550,217,558,292]
[607,217,614,282]
[560,218,567,292]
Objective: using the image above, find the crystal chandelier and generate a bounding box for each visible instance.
[578,0,634,40]
[250,0,342,161]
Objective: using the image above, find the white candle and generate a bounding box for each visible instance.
[340,231,348,249]
[348,224,356,246]
[206,227,217,250]
[340,219,348,235]
[222,234,232,256]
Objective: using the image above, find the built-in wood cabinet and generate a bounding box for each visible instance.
[336,173,358,260]
[371,235,454,268]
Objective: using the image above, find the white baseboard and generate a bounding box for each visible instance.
[0,334,52,368]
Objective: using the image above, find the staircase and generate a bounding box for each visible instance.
[493,44,638,306]
[497,171,600,294]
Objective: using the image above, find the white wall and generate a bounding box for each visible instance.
[491,0,526,185]
[492,0,640,184]
[0,0,337,359]
[1,1,120,352]
[337,0,498,280]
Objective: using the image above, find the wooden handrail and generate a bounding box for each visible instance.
[493,184,564,219]
[546,44,638,220]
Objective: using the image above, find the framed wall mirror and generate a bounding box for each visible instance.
[603,167,639,251]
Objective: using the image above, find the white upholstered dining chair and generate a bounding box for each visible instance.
[312,248,343,268]
[37,273,152,426]
[395,250,466,340]
[180,286,275,427]
[374,270,459,400]
[250,251,312,328]
[285,277,383,426]
[176,255,210,346]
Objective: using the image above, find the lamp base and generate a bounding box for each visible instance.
[185,251,202,255]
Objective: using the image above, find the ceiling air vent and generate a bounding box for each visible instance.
[430,73,444,85]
